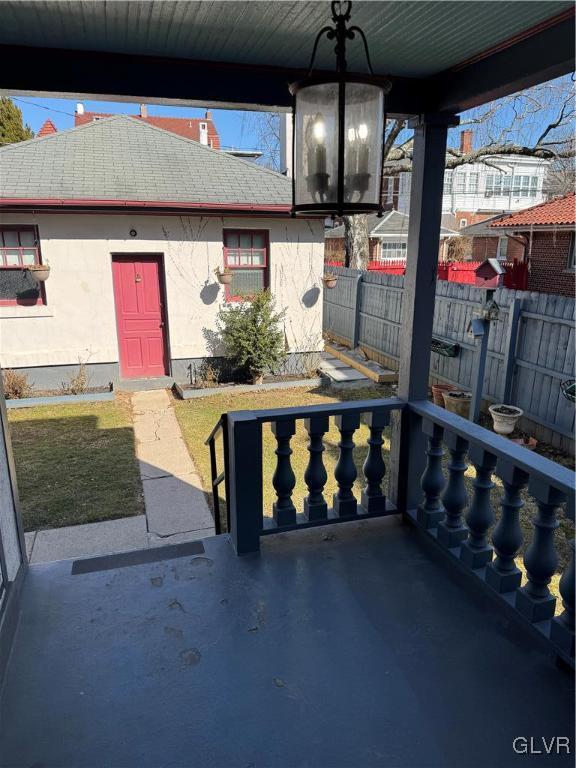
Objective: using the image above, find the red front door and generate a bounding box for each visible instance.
[112,255,168,379]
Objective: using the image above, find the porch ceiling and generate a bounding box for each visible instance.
[0,1,569,78]
[0,1,573,115]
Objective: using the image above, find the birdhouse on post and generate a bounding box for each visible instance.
[474,258,505,289]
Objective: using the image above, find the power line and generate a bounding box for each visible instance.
[11,96,76,118]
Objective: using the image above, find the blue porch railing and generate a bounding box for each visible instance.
[207,396,575,666]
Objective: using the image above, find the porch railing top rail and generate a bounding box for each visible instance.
[411,400,575,507]
[204,415,224,446]
[227,397,406,425]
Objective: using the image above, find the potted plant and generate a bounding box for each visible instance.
[489,404,523,435]
[443,390,472,418]
[26,263,50,282]
[215,266,233,285]
[431,382,454,407]
[322,273,338,289]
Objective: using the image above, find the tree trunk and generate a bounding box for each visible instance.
[343,214,369,269]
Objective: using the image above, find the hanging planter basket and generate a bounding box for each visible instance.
[26,264,50,282]
[215,268,233,286]
[431,337,460,358]
[322,273,338,289]
[560,379,576,404]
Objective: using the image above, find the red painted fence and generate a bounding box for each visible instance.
[324,258,529,290]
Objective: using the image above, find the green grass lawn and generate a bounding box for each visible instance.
[7,395,144,531]
[173,383,573,593]
[173,383,393,527]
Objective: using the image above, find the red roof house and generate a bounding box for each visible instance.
[488,193,575,296]
[490,192,576,229]
[37,119,58,137]
[74,103,220,148]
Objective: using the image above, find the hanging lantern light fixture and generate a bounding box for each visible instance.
[290,1,391,217]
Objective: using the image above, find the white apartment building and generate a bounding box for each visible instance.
[382,130,550,227]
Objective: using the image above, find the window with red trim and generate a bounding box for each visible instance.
[223,230,269,301]
[0,226,45,306]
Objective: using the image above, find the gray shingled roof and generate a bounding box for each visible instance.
[325,210,458,238]
[0,115,291,208]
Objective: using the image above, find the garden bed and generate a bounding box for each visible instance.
[173,377,323,400]
[5,384,114,409]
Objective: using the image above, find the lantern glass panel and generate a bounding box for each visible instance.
[294,82,339,209]
[343,83,384,207]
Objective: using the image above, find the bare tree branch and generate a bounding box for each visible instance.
[384,144,575,175]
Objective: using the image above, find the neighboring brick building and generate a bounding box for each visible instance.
[489,193,575,297]
[460,216,525,262]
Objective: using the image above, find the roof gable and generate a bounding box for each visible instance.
[0,115,290,210]
[489,192,575,228]
[37,119,58,137]
[325,209,458,239]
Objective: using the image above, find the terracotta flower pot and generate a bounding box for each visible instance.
[489,404,523,435]
[217,270,233,285]
[443,391,472,419]
[27,264,50,282]
[432,383,454,407]
[510,436,537,451]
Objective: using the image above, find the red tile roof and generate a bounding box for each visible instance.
[74,112,220,148]
[37,119,58,137]
[489,193,575,228]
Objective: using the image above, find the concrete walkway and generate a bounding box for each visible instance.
[133,389,213,543]
[26,389,214,563]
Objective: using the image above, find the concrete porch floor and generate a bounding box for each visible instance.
[1,517,573,768]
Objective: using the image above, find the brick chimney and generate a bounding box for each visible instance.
[205,110,212,120]
[460,130,473,155]
[140,104,148,118]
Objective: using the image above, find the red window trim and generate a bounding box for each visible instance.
[0,225,46,306]
[223,228,269,302]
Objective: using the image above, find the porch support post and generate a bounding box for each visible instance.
[227,411,263,554]
[389,112,458,512]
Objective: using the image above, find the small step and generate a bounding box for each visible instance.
[324,344,397,384]
[318,354,371,389]
[117,377,175,392]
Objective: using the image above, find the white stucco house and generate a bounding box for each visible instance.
[0,116,324,387]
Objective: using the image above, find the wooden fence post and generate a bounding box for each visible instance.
[470,318,490,424]
[352,272,363,348]
[502,296,522,404]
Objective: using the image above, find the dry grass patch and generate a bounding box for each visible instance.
[173,384,394,521]
[7,394,144,531]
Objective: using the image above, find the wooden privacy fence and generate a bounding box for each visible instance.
[325,259,529,289]
[323,266,575,452]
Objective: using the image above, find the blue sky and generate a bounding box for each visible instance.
[14,96,261,151]
[12,73,573,155]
